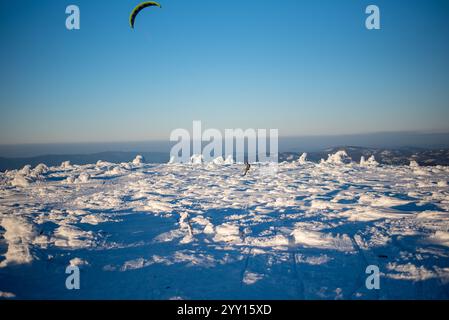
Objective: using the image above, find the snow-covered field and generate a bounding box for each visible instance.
[0,152,449,299]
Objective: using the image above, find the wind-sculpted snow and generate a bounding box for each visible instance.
[0,154,449,299]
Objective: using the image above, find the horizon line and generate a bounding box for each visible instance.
[1,130,449,147]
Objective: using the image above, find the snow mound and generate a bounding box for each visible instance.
[203,224,215,234]
[243,272,264,285]
[213,223,241,243]
[31,163,48,177]
[291,228,354,252]
[0,216,40,267]
[224,155,234,165]
[64,173,90,184]
[142,200,173,213]
[107,166,126,175]
[132,155,144,166]
[297,153,308,164]
[1,156,449,299]
[120,162,133,170]
[53,225,95,248]
[60,161,72,169]
[80,214,111,225]
[0,291,16,299]
[69,257,89,267]
[358,194,409,207]
[296,254,332,265]
[10,175,32,187]
[65,176,76,184]
[19,165,32,175]
[76,173,90,183]
[212,156,225,165]
[322,150,352,165]
[96,160,112,168]
[410,160,420,168]
[245,234,289,247]
[428,231,449,247]
[437,180,448,187]
[360,155,379,167]
[7,163,49,187]
[386,263,437,281]
[190,154,203,165]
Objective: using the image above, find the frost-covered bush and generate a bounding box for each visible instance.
[360,155,379,167]
[297,153,308,164]
[132,155,144,165]
[322,151,352,165]
[224,155,234,165]
[190,154,203,165]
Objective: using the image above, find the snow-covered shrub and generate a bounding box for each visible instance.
[212,156,225,165]
[297,153,308,164]
[190,154,203,165]
[96,160,111,168]
[437,180,447,187]
[224,155,234,165]
[32,163,48,176]
[65,176,76,184]
[8,163,50,187]
[120,162,132,170]
[360,155,379,167]
[76,173,90,183]
[132,155,144,165]
[108,166,124,175]
[410,160,419,168]
[10,175,32,187]
[60,161,71,169]
[322,151,352,165]
[69,258,89,267]
[20,165,32,176]
[0,216,40,267]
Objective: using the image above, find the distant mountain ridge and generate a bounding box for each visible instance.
[279,146,449,166]
[0,151,169,172]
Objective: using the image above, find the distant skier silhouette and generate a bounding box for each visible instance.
[243,162,251,176]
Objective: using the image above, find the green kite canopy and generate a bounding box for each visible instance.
[130,1,162,29]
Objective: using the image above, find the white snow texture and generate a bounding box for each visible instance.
[0,152,449,299]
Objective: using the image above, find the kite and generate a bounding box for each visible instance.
[130,1,161,29]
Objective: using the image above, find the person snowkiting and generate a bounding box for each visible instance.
[243,162,251,176]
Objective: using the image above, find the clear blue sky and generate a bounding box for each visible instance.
[1,0,448,144]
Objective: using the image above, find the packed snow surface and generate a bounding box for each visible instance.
[0,153,449,299]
